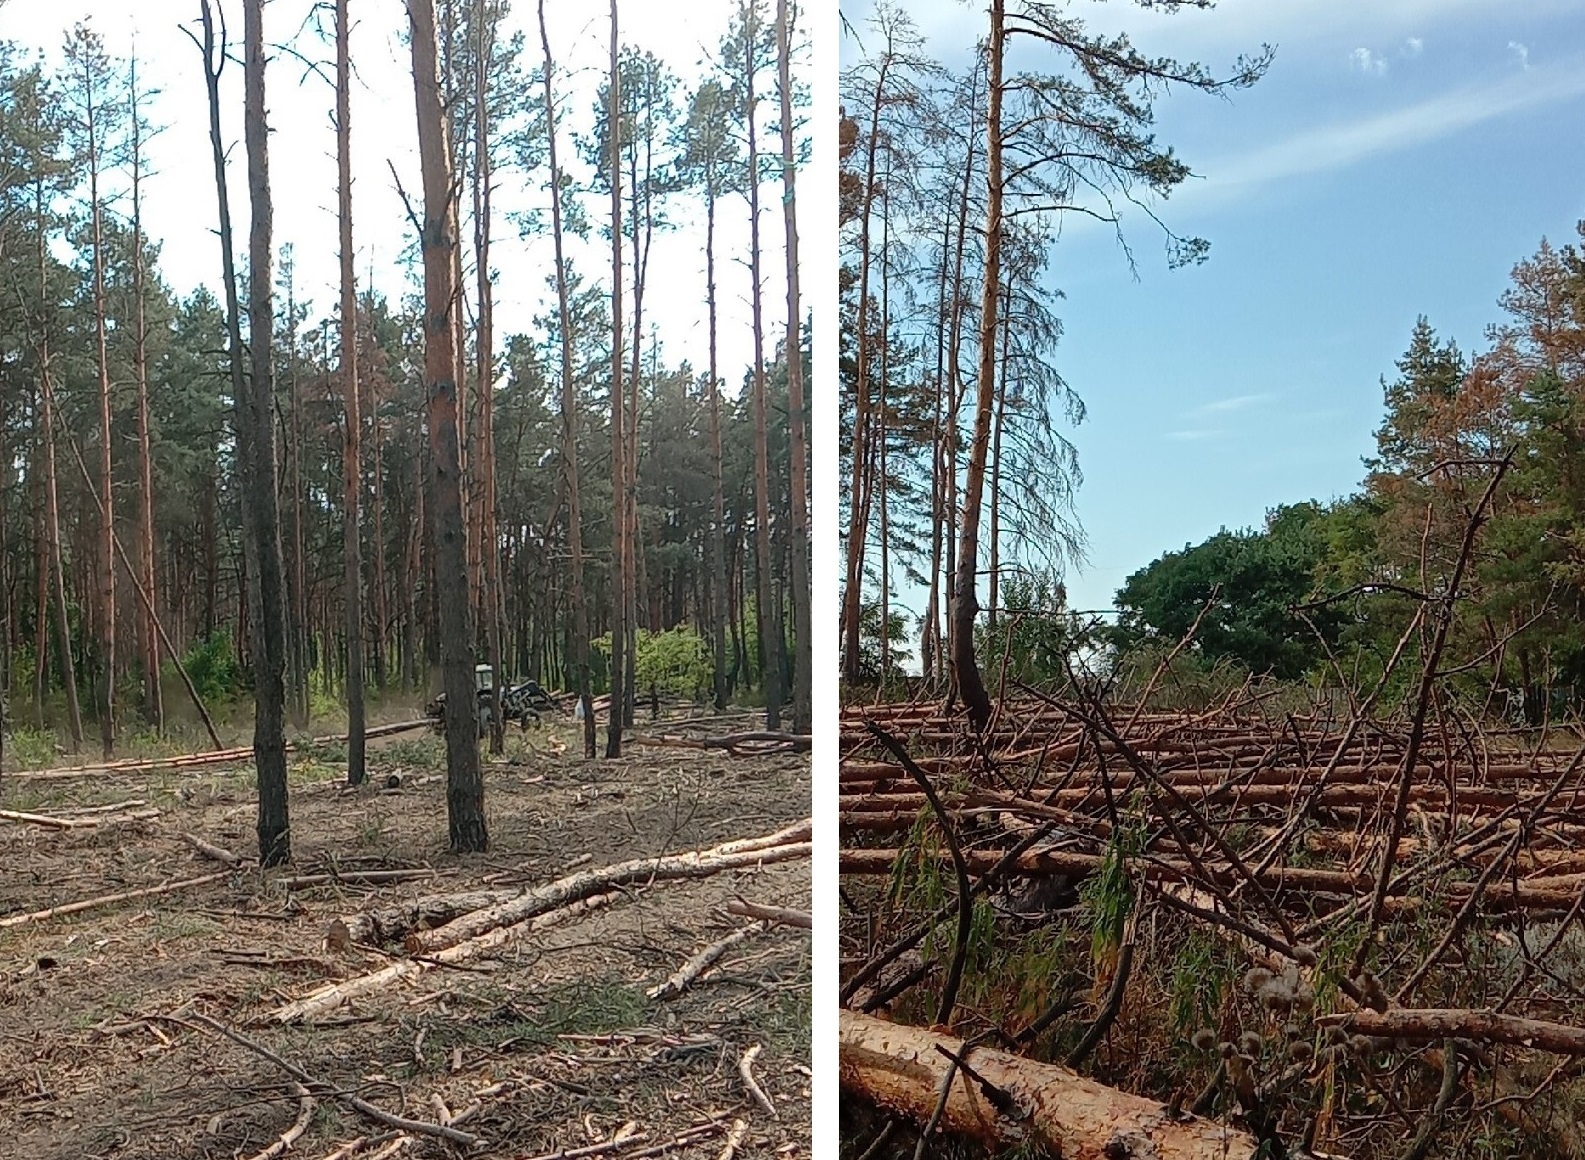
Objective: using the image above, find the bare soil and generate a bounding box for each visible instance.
[0,722,810,1160]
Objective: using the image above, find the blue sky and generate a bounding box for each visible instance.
[843,0,1585,615]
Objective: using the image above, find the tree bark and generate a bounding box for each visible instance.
[777,0,810,734]
[338,0,367,786]
[744,0,783,729]
[130,58,163,735]
[409,0,487,852]
[474,0,505,757]
[539,0,595,758]
[244,0,292,864]
[840,1011,1260,1160]
[951,0,1004,731]
[605,0,627,759]
[82,46,116,758]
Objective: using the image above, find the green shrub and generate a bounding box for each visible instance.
[172,632,243,704]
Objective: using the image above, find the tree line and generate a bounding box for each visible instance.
[1113,227,1585,719]
[0,0,811,857]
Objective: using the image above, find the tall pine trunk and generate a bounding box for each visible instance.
[605,0,627,759]
[244,0,292,862]
[706,181,729,713]
[409,0,487,851]
[744,0,783,729]
[474,0,505,756]
[776,0,810,733]
[83,54,116,758]
[130,58,162,734]
[539,0,596,758]
[951,0,1004,731]
[338,0,367,786]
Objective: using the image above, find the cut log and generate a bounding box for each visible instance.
[406,841,809,954]
[1318,1008,1585,1055]
[275,892,618,1023]
[331,820,810,949]
[840,1010,1259,1160]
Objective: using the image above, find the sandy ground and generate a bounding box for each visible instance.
[0,721,810,1160]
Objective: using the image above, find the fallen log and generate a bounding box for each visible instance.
[626,730,811,755]
[727,899,812,929]
[0,870,235,929]
[406,840,809,954]
[276,892,618,1023]
[1318,1008,1585,1055]
[839,1010,1261,1160]
[328,820,810,949]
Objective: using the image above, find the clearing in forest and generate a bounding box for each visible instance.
[0,723,810,1160]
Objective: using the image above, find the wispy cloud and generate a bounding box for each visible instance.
[1510,40,1532,70]
[1351,47,1389,75]
[1404,37,1425,57]
[1198,392,1271,414]
[1208,61,1585,192]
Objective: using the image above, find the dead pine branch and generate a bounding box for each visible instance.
[727,898,812,928]
[0,870,234,929]
[189,1013,479,1147]
[648,921,768,1000]
[738,1042,778,1119]
[243,1081,315,1160]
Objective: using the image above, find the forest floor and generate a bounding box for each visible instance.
[0,715,810,1160]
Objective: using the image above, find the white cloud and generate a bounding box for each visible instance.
[1510,40,1532,69]
[1351,47,1389,75]
[1198,392,1271,414]
[1207,60,1585,192]
[1404,37,1425,57]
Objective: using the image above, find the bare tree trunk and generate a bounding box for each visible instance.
[31,155,83,751]
[372,383,389,690]
[951,0,1003,731]
[605,0,627,759]
[409,0,487,852]
[130,58,162,735]
[840,54,889,683]
[473,0,505,757]
[82,54,116,759]
[777,0,809,734]
[283,258,309,728]
[988,283,1010,627]
[539,0,595,758]
[31,495,47,731]
[744,0,782,730]
[706,182,728,714]
[244,0,292,863]
[337,0,367,786]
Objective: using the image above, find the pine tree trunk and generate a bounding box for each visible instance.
[243,0,292,863]
[777,0,810,734]
[605,0,627,759]
[745,1,783,730]
[32,165,83,751]
[840,55,890,683]
[473,0,505,757]
[130,61,163,734]
[539,0,596,758]
[84,61,116,759]
[410,0,487,852]
[337,0,367,786]
[988,283,1010,627]
[951,0,1004,732]
[706,185,729,714]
